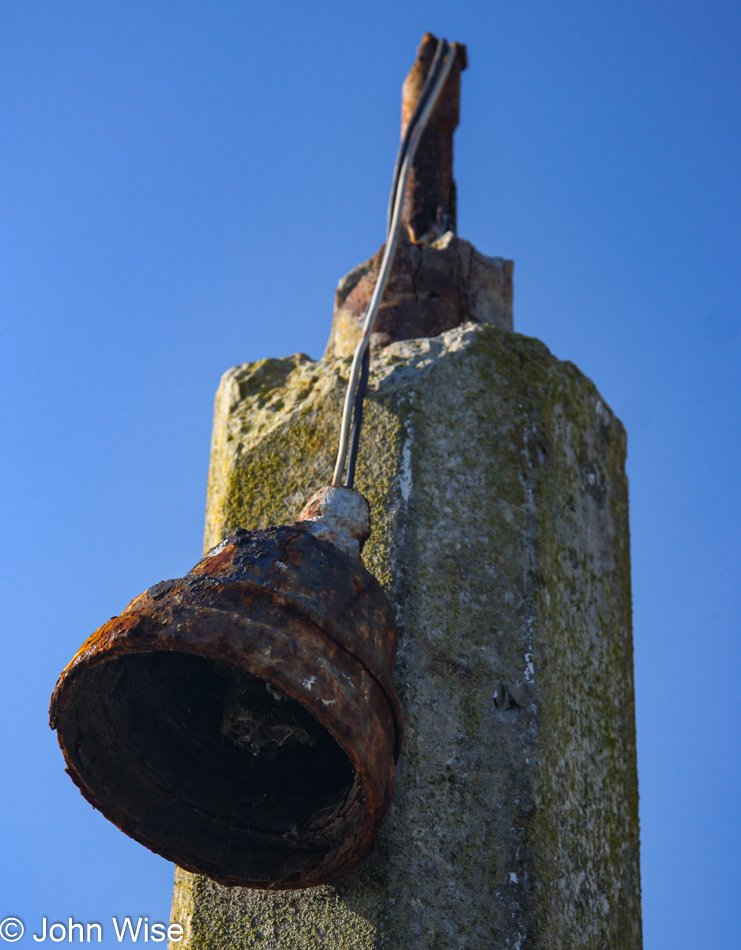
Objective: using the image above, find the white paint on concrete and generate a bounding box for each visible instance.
[399,432,413,502]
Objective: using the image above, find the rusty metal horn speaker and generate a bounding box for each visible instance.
[50,487,402,889]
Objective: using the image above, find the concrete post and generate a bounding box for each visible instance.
[170,36,641,950]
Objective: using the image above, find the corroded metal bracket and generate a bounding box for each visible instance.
[401,32,468,242]
[324,34,513,360]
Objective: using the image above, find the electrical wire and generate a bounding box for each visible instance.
[332,39,456,487]
[343,40,449,490]
[344,347,370,488]
[344,46,448,489]
[386,39,449,236]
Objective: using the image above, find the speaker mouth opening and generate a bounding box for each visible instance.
[57,651,362,886]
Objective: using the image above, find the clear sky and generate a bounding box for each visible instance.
[1,2,739,947]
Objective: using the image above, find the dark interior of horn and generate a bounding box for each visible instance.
[57,652,361,885]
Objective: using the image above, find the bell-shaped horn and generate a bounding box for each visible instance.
[50,486,402,889]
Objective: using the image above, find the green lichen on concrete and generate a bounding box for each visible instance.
[201,346,405,589]
[502,348,641,949]
[172,322,641,949]
[203,354,344,548]
[171,869,378,950]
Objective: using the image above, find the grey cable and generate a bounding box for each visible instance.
[344,39,449,489]
[386,39,449,235]
[332,41,455,486]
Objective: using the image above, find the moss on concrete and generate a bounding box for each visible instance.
[171,322,641,949]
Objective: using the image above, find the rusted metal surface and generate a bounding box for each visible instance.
[324,35,513,359]
[401,33,467,243]
[331,232,513,352]
[50,488,402,890]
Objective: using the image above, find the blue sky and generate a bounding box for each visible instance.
[1,2,739,947]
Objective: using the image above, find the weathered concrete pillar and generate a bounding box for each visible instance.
[170,35,641,950]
